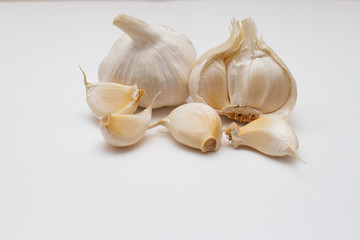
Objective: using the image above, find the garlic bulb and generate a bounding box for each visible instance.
[150,103,222,152]
[98,14,196,109]
[224,116,300,158]
[100,92,160,147]
[81,67,143,118]
[189,18,297,122]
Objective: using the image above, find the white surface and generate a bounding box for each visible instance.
[1,1,360,239]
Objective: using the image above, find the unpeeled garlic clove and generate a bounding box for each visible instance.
[80,67,143,119]
[224,116,300,158]
[189,18,297,123]
[100,92,160,147]
[98,14,196,108]
[150,103,222,152]
[189,19,241,111]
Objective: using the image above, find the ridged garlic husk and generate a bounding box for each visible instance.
[224,116,300,158]
[149,103,222,152]
[100,92,160,147]
[189,17,297,123]
[80,67,143,119]
[98,14,196,109]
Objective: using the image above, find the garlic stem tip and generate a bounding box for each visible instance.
[294,153,305,164]
[113,14,134,26]
[113,14,124,24]
[150,91,162,107]
[79,65,88,85]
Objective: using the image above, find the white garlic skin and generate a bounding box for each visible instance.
[225,116,299,157]
[189,17,297,122]
[81,67,142,119]
[100,93,159,147]
[151,103,222,152]
[99,14,196,109]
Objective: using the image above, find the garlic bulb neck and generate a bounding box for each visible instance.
[99,14,196,108]
[113,14,160,46]
[241,18,258,47]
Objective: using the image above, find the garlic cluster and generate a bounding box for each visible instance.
[189,18,297,123]
[224,116,300,158]
[81,14,301,159]
[150,103,222,152]
[98,14,196,109]
[81,67,142,119]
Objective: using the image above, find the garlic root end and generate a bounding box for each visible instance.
[201,137,217,152]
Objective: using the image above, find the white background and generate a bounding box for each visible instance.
[1,1,359,239]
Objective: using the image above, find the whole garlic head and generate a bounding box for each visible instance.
[189,18,297,122]
[99,14,196,109]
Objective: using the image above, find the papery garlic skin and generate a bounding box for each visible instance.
[224,116,299,157]
[150,103,222,152]
[189,18,297,123]
[81,68,143,119]
[100,93,160,147]
[99,14,196,109]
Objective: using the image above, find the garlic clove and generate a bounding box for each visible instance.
[99,14,196,108]
[195,60,230,110]
[100,92,160,147]
[189,19,241,110]
[256,39,297,119]
[150,103,222,152]
[189,18,297,123]
[224,116,300,158]
[80,67,143,119]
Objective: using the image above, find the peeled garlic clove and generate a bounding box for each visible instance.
[150,103,222,152]
[80,67,143,119]
[189,18,297,123]
[98,14,196,108]
[100,92,160,147]
[224,116,299,157]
